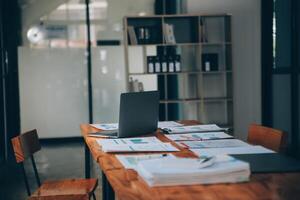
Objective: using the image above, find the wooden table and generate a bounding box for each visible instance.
[81,121,300,200]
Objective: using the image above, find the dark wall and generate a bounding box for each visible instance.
[0,0,21,163]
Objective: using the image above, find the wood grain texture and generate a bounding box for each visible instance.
[11,129,41,163]
[29,178,98,200]
[248,124,287,152]
[81,121,300,200]
[11,136,25,163]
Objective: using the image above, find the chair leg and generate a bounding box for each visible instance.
[92,192,96,200]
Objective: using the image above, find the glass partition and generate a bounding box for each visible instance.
[18,0,155,138]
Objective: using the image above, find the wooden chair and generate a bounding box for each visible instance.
[11,129,98,200]
[247,124,287,152]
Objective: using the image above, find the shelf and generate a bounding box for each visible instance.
[129,70,232,76]
[128,42,231,47]
[159,97,233,103]
[124,14,233,123]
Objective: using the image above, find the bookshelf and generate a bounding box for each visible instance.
[123,14,233,131]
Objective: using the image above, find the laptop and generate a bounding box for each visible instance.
[94,91,159,138]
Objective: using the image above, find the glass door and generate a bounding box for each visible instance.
[262,0,300,156]
[18,0,90,138]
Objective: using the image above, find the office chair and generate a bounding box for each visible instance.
[248,124,287,153]
[11,129,98,200]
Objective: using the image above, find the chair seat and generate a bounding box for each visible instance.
[29,178,98,200]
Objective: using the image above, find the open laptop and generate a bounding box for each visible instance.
[94,91,159,138]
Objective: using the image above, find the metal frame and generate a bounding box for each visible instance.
[20,163,31,196]
[102,172,115,200]
[290,0,299,154]
[84,0,92,180]
[0,0,5,164]
[261,0,274,127]
[20,155,41,196]
[84,0,114,199]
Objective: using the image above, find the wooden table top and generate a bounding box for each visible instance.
[80,121,300,200]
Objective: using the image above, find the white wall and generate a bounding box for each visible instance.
[187,0,261,140]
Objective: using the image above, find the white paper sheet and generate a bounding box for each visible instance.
[192,145,275,156]
[165,132,233,141]
[101,143,179,153]
[97,137,162,146]
[163,124,226,134]
[158,121,183,128]
[177,139,250,149]
[116,154,175,169]
[90,123,118,130]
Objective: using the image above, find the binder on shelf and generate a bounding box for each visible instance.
[154,56,161,73]
[128,26,138,45]
[202,53,219,71]
[175,55,181,72]
[200,18,208,43]
[161,56,168,72]
[147,56,155,73]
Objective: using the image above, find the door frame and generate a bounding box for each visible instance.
[261,0,299,155]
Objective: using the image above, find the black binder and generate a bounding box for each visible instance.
[232,153,300,173]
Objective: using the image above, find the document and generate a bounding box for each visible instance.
[162,124,227,134]
[116,154,175,170]
[90,123,118,131]
[97,137,162,146]
[101,143,179,153]
[192,145,275,156]
[177,139,250,149]
[165,132,233,141]
[136,155,250,186]
[158,121,183,128]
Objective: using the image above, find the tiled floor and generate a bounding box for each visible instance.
[0,141,102,200]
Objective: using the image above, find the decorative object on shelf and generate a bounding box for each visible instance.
[127,26,137,45]
[135,26,156,44]
[163,23,176,44]
[147,56,155,73]
[202,53,219,71]
[129,77,144,92]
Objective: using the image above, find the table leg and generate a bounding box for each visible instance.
[85,142,91,178]
[102,171,115,200]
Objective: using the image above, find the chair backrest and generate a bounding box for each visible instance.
[248,124,287,152]
[11,129,41,163]
[11,129,42,195]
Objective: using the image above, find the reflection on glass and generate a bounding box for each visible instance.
[25,0,154,48]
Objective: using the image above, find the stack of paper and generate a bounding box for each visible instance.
[96,137,179,153]
[90,123,118,131]
[158,121,183,129]
[177,139,250,149]
[162,124,227,134]
[166,132,232,141]
[136,155,250,187]
[192,145,275,156]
